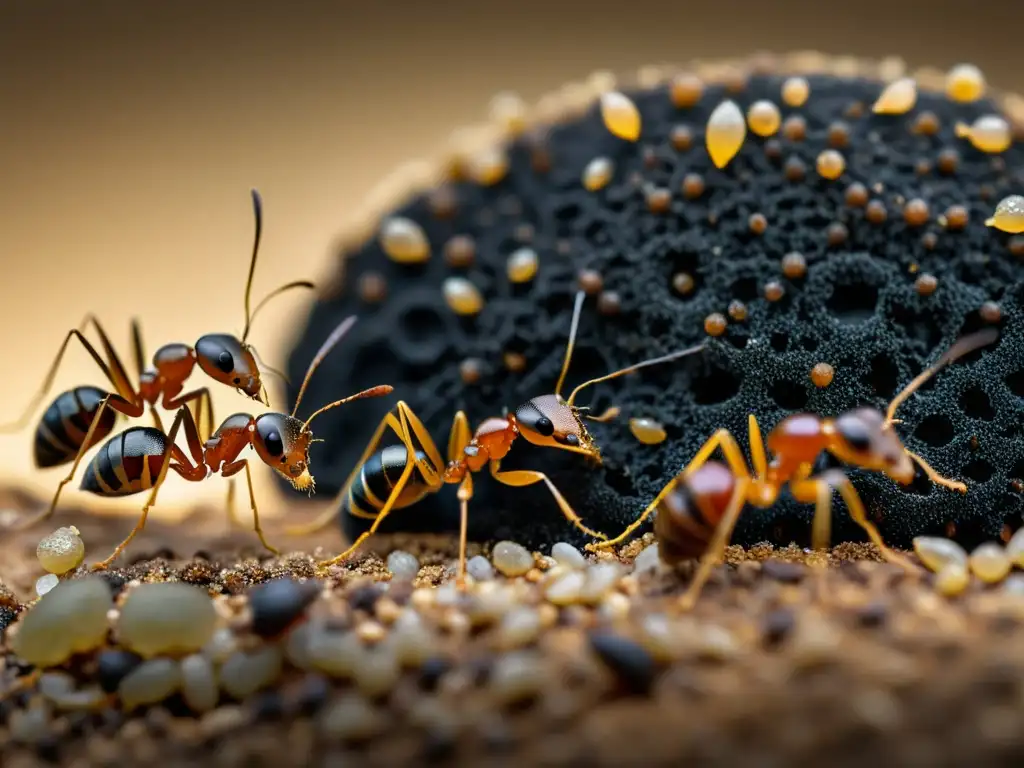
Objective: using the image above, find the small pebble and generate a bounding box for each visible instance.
[629,417,667,445]
[551,542,586,569]
[935,563,971,597]
[202,627,239,663]
[249,577,322,638]
[220,646,283,699]
[466,555,495,581]
[1005,527,1024,567]
[118,582,218,658]
[490,651,546,706]
[969,543,1012,583]
[308,628,363,678]
[544,570,587,605]
[97,649,144,694]
[36,526,85,574]
[492,541,534,577]
[496,607,543,649]
[580,563,624,604]
[119,658,181,711]
[386,550,420,581]
[180,654,219,713]
[761,609,795,646]
[12,577,112,667]
[35,573,59,597]
[913,536,968,573]
[354,648,402,699]
[762,559,806,583]
[588,631,657,695]
[389,610,437,666]
[319,693,386,742]
[633,544,661,574]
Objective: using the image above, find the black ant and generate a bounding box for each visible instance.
[291,291,706,584]
[3,190,312,530]
[590,327,999,609]
[52,315,392,570]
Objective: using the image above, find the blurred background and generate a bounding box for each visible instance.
[1,0,1022,523]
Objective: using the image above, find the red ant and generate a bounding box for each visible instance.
[291,291,706,584]
[591,328,999,609]
[2,190,313,530]
[60,315,392,570]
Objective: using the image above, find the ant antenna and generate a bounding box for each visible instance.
[130,318,146,382]
[291,315,358,419]
[241,189,264,344]
[301,385,394,430]
[554,291,586,398]
[885,327,999,427]
[251,347,292,386]
[566,343,706,407]
[244,280,316,343]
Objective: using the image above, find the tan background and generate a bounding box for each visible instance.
[0,0,1021,520]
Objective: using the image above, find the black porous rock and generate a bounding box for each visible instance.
[284,56,1024,552]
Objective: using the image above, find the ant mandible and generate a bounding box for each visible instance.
[63,315,392,570]
[293,291,706,584]
[2,190,313,530]
[591,327,999,610]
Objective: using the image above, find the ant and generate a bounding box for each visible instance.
[2,189,313,530]
[60,315,392,570]
[291,291,706,584]
[591,327,1000,609]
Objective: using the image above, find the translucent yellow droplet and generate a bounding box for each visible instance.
[969,542,1011,583]
[816,149,846,180]
[380,217,430,264]
[468,147,510,186]
[946,64,986,103]
[913,536,968,573]
[781,76,810,108]
[986,195,1024,233]
[629,418,667,445]
[582,157,614,192]
[746,100,781,137]
[600,91,641,142]
[706,100,746,169]
[489,92,528,137]
[872,77,917,115]
[935,563,970,597]
[443,277,484,316]
[37,526,85,575]
[955,115,1012,153]
[1006,527,1024,567]
[507,248,539,283]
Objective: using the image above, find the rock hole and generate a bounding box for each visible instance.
[730,277,760,303]
[962,459,994,483]
[726,329,750,350]
[889,304,943,350]
[602,465,637,499]
[959,386,995,421]
[799,336,819,352]
[769,379,808,410]
[398,305,449,346]
[913,414,955,447]
[1006,370,1024,398]
[867,354,900,399]
[827,280,878,324]
[770,333,788,353]
[900,466,935,496]
[691,364,741,405]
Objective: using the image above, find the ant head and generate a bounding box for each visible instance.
[252,412,314,492]
[827,407,914,484]
[195,334,263,401]
[514,394,599,459]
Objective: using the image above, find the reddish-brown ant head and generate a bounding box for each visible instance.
[514,394,599,459]
[252,412,315,492]
[195,334,263,401]
[826,407,915,484]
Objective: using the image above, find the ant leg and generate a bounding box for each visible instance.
[904,450,967,494]
[396,402,444,486]
[489,462,608,540]
[225,479,244,528]
[446,411,473,587]
[790,477,834,551]
[591,477,683,551]
[163,388,215,445]
[222,460,279,555]
[91,407,194,570]
[748,415,767,482]
[678,478,751,611]
[130,318,147,385]
[149,407,165,433]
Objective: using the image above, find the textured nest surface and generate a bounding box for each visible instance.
[285,53,1024,552]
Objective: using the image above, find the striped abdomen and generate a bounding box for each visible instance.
[654,461,738,565]
[34,386,118,469]
[79,427,170,497]
[346,445,434,518]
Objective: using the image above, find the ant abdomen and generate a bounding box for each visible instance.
[79,427,172,497]
[655,461,737,565]
[347,445,434,519]
[34,386,118,469]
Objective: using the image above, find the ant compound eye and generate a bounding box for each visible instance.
[264,430,284,456]
[561,434,580,446]
[835,413,872,453]
[533,416,554,436]
[216,350,234,373]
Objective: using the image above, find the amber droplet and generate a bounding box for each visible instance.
[503,352,527,373]
[582,157,614,192]
[915,273,938,296]
[646,187,672,214]
[629,418,667,446]
[921,232,938,250]
[600,91,641,141]
[781,77,809,107]
[706,100,746,168]
[723,68,748,94]
[764,280,785,302]
[747,100,781,137]
[968,542,1011,583]
[816,150,845,180]
[914,536,968,573]
[845,183,868,208]
[507,248,539,284]
[597,291,621,315]
[935,563,970,596]
[946,63,986,103]
[670,74,704,108]
[915,159,932,176]
[727,300,748,322]
[872,77,917,114]
[672,272,695,296]
[826,223,849,247]
[783,157,806,182]
[827,122,850,148]
[763,139,782,161]
[912,112,940,136]
[443,277,484,316]
[670,125,693,151]
[810,363,834,388]
[956,116,1012,153]
[781,252,807,279]
[469,148,509,187]
[682,173,705,200]
[986,195,1024,233]
[358,272,387,304]
[489,91,528,136]
[460,358,484,385]
[1009,236,1024,257]
[428,187,458,220]
[866,200,888,225]
[782,115,806,141]
[704,312,727,336]
[748,213,767,235]
[845,101,865,119]
[380,217,430,264]
[577,269,604,295]
[444,235,476,268]
[945,205,969,230]
[903,199,930,227]
[980,301,1002,324]
[937,148,960,175]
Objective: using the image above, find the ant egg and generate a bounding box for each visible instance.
[597,291,621,315]
[577,269,604,295]
[903,199,930,227]
[600,91,641,141]
[670,74,704,108]
[781,252,807,279]
[781,76,810,107]
[782,115,806,142]
[704,312,728,336]
[871,77,917,115]
[955,115,1011,153]
[748,213,768,235]
[980,301,1002,324]
[468,147,510,186]
[444,235,476,268]
[816,150,846,180]
[507,248,539,283]
[727,300,748,321]
[37,526,85,575]
[845,183,869,208]
[442,277,484,316]
[358,272,388,304]
[670,125,694,151]
[489,91,528,136]
[810,363,834,388]
[629,418,667,446]
[968,542,1011,583]
[912,111,940,136]
[646,187,672,214]
[746,100,781,137]
[913,536,967,573]
[380,217,430,264]
[672,272,695,296]
[706,100,746,169]
[914,273,938,296]
[937,148,960,175]
[935,562,970,597]
[827,122,850,148]
[681,173,705,200]
[503,352,527,372]
[459,358,484,385]
[783,157,806,182]
[944,205,969,230]
[764,280,785,301]
[866,200,888,224]
[986,195,1024,233]
[946,63,986,103]
[583,157,614,191]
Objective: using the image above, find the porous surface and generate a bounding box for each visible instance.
[285,57,1024,551]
